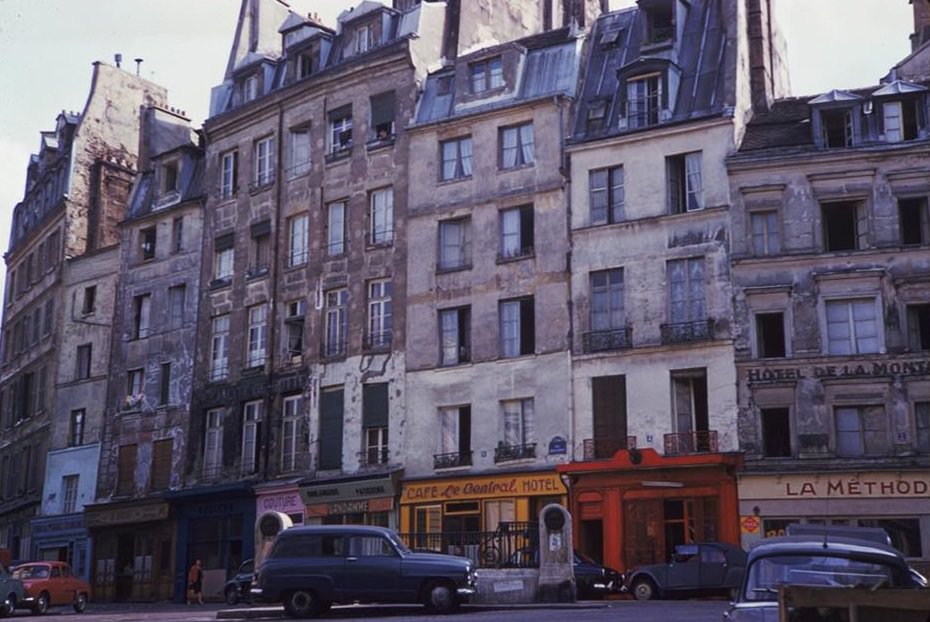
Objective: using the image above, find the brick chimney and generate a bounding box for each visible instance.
[911,0,930,51]
[746,0,775,112]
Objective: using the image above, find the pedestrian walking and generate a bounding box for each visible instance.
[187,559,204,605]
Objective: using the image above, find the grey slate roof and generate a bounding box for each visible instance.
[571,1,731,143]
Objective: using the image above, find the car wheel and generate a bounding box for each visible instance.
[32,591,50,615]
[283,589,319,619]
[73,591,88,613]
[0,593,15,618]
[225,585,239,606]
[632,577,657,601]
[423,581,457,613]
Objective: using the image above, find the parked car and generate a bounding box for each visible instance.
[224,558,254,605]
[251,525,477,618]
[506,547,623,599]
[11,561,90,614]
[723,535,924,622]
[0,562,25,617]
[624,542,747,601]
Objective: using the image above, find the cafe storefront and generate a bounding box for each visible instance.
[738,471,930,571]
[300,470,402,529]
[399,470,566,543]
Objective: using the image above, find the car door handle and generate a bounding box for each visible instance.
[347,557,358,562]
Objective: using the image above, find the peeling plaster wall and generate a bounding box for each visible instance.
[41,445,100,516]
[568,121,740,454]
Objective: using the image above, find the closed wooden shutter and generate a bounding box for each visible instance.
[362,383,389,428]
[319,387,344,470]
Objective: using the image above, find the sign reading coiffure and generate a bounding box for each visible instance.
[740,473,930,500]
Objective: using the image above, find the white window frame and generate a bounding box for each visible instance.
[667,151,704,213]
[325,289,348,357]
[470,56,503,93]
[242,401,263,474]
[133,293,152,339]
[220,150,238,199]
[824,297,881,355]
[366,426,389,465]
[883,102,903,143]
[367,280,392,349]
[369,188,394,245]
[329,113,353,154]
[281,396,301,472]
[590,268,625,331]
[441,137,473,181]
[215,247,233,281]
[750,210,781,256]
[61,474,79,514]
[438,218,471,270]
[327,201,346,256]
[254,136,275,186]
[288,213,309,266]
[501,398,533,447]
[247,305,268,367]
[667,257,705,324]
[439,307,468,366]
[244,75,259,102]
[500,123,534,169]
[589,166,624,225]
[204,409,224,476]
[355,24,372,54]
[626,73,662,128]
[210,315,230,380]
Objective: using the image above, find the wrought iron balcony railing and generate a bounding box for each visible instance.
[494,443,536,463]
[434,450,472,470]
[664,430,718,456]
[583,436,637,460]
[358,447,390,467]
[660,319,714,344]
[582,326,633,353]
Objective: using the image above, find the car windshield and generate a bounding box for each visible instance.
[13,565,49,580]
[387,532,411,555]
[743,554,896,601]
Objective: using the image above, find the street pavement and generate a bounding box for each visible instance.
[5,598,730,622]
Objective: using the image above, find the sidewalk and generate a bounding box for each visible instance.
[216,601,613,619]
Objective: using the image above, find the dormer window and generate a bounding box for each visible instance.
[645,0,675,44]
[626,73,662,128]
[355,24,373,54]
[244,75,259,102]
[821,108,853,148]
[882,101,919,142]
[161,161,179,194]
[470,56,503,93]
[298,52,314,79]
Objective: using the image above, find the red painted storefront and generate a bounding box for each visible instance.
[556,448,741,573]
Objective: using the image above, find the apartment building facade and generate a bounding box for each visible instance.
[0,62,168,564]
[727,65,930,568]
[557,0,788,571]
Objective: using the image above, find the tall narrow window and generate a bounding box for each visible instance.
[667,257,705,324]
[132,293,152,339]
[76,343,92,380]
[210,315,230,381]
[281,395,301,472]
[589,166,624,225]
[204,409,224,478]
[363,383,389,466]
[219,150,238,199]
[899,197,929,246]
[590,269,625,332]
[822,201,862,251]
[324,289,348,357]
[667,152,703,213]
[328,107,353,155]
[440,137,473,181]
[369,91,395,141]
[68,409,85,446]
[501,398,534,453]
[159,362,171,406]
[669,369,709,454]
[437,406,471,467]
[367,280,392,350]
[242,401,263,474]
[318,387,344,470]
[247,305,268,368]
[127,368,144,408]
[82,286,96,315]
[499,297,535,358]
[369,188,394,245]
[761,408,791,457]
[214,234,234,282]
[139,227,156,261]
[755,312,786,358]
[591,376,628,459]
[499,205,534,259]
[172,217,184,253]
[253,136,275,187]
[825,298,879,355]
[499,123,534,169]
[168,284,186,330]
[43,298,54,336]
[439,307,470,366]
[249,221,271,277]
[288,214,309,267]
[285,300,306,359]
[61,474,79,514]
[355,24,372,54]
[626,74,661,128]
[151,439,172,491]
[907,304,930,351]
[327,201,347,256]
[750,211,780,256]
[288,126,311,178]
[916,402,930,454]
[438,218,471,270]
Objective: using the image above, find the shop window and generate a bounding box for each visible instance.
[667,151,703,213]
[150,439,172,491]
[499,204,534,260]
[438,218,471,271]
[916,402,929,454]
[755,312,786,358]
[116,444,137,496]
[369,91,395,142]
[241,401,263,475]
[822,200,865,251]
[439,306,470,366]
[589,166,624,225]
[761,408,791,457]
[436,405,471,468]
[319,387,344,471]
[762,518,792,539]
[899,197,929,245]
[825,298,879,355]
[835,406,887,457]
[499,296,535,358]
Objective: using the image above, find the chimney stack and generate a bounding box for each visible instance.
[910,0,930,51]
[746,0,775,113]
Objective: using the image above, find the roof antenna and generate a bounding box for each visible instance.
[134,58,144,76]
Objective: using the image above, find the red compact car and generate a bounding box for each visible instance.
[11,561,90,614]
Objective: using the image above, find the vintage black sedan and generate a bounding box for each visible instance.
[624,542,747,600]
[224,558,254,605]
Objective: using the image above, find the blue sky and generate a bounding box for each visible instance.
[0,0,915,279]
